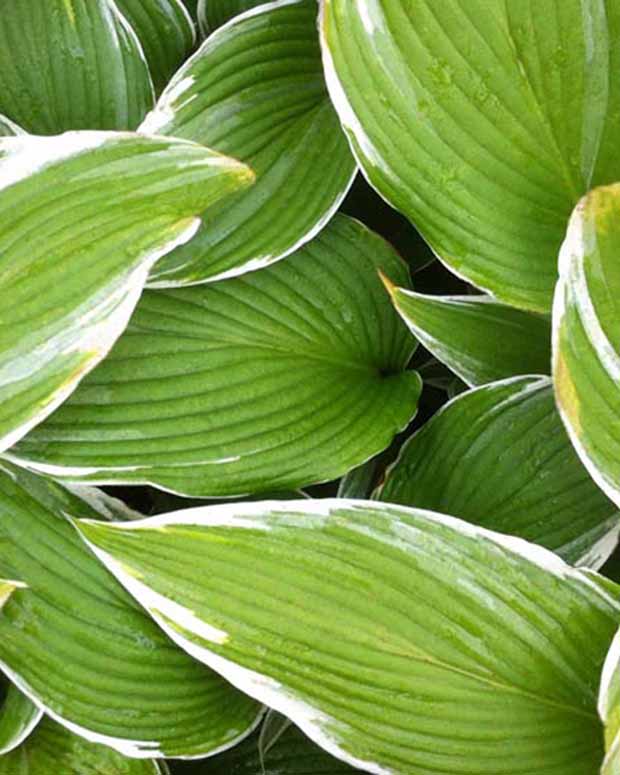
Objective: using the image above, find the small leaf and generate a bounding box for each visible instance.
[0,463,262,758]
[11,216,420,498]
[0,715,167,775]
[377,376,619,568]
[115,0,195,92]
[321,0,620,312]
[0,131,252,453]
[0,685,42,756]
[387,287,551,386]
[553,183,620,510]
[0,0,154,133]
[140,0,356,285]
[75,500,620,775]
[198,0,264,34]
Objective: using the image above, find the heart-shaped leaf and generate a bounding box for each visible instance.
[140,0,356,285]
[0,716,166,775]
[321,0,620,312]
[600,628,620,775]
[0,0,154,133]
[0,131,252,454]
[10,216,420,497]
[197,0,264,34]
[553,183,620,510]
[0,685,42,755]
[378,376,619,568]
[116,0,195,92]
[0,463,262,758]
[75,499,620,775]
[385,284,552,386]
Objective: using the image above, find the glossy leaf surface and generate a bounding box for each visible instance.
[11,216,420,497]
[76,499,620,775]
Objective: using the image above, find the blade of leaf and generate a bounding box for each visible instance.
[0,131,252,454]
[10,215,420,498]
[0,462,262,758]
[553,183,620,510]
[197,0,265,34]
[0,715,167,775]
[385,286,552,386]
[377,376,619,568]
[75,499,620,775]
[0,685,42,756]
[600,628,620,775]
[115,0,196,93]
[0,0,154,133]
[140,0,357,285]
[320,0,620,312]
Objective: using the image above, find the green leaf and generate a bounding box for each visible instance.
[321,0,620,312]
[199,717,357,774]
[0,131,252,454]
[75,499,620,775]
[0,0,155,133]
[553,183,620,511]
[0,463,262,758]
[11,216,420,498]
[140,0,356,285]
[0,116,23,138]
[0,686,42,756]
[181,0,199,22]
[115,0,195,93]
[386,285,552,387]
[0,716,167,775]
[600,629,620,774]
[377,376,620,568]
[197,0,264,34]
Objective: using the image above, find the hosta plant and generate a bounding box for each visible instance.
[0,1,619,774]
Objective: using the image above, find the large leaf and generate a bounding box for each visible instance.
[0,716,166,775]
[115,0,195,92]
[385,285,552,386]
[320,0,620,312]
[140,0,356,285]
[0,463,262,758]
[197,0,264,33]
[0,0,154,133]
[11,216,420,498]
[378,376,619,568]
[600,628,620,775]
[0,686,42,756]
[75,499,620,775]
[0,131,252,454]
[553,183,620,510]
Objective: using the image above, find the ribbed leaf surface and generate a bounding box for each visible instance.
[198,0,264,33]
[0,131,251,454]
[0,463,262,758]
[0,716,166,775]
[0,0,154,133]
[553,184,620,510]
[140,0,356,285]
[12,216,420,497]
[387,286,551,386]
[0,686,42,756]
[116,0,195,92]
[76,500,620,775]
[321,0,620,312]
[378,376,619,567]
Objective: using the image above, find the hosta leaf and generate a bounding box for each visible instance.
[0,686,42,756]
[75,500,620,775]
[0,116,23,138]
[0,131,252,454]
[181,0,199,23]
[600,628,620,774]
[197,0,264,34]
[11,216,420,497]
[115,0,195,93]
[0,0,154,133]
[0,716,166,775]
[0,463,262,758]
[377,377,619,568]
[385,285,551,387]
[140,0,356,285]
[320,0,620,312]
[553,184,620,510]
